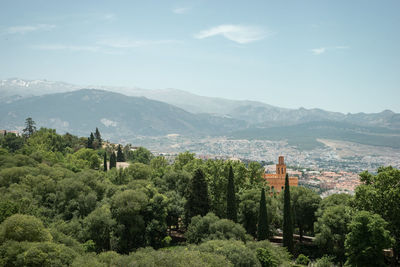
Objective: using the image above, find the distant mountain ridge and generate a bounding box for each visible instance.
[1,78,399,149]
[0,89,247,139]
[1,78,398,130]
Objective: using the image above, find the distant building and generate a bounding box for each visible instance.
[7,130,20,136]
[264,156,298,193]
[0,130,20,136]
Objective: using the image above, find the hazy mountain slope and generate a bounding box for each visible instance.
[115,87,285,116]
[0,89,246,138]
[1,78,399,129]
[231,121,400,150]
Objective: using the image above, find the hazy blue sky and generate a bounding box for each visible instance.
[1,0,399,113]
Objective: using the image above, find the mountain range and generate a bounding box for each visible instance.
[1,78,399,149]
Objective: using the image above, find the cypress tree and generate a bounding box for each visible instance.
[87,132,95,149]
[117,145,125,162]
[226,166,237,222]
[257,187,269,240]
[283,173,294,253]
[109,152,116,169]
[184,168,209,225]
[94,127,102,146]
[103,152,107,172]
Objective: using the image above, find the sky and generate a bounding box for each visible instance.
[0,0,399,114]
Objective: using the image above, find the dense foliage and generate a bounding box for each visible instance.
[0,121,398,266]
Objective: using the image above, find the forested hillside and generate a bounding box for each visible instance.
[0,119,398,266]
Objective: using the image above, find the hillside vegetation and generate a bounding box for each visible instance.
[0,120,399,266]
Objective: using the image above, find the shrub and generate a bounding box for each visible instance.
[314,255,335,267]
[0,241,78,267]
[256,247,278,267]
[185,212,250,244]
[194,239,260,267]
[246,240,292,266]
[296,254,310,265]
[116,247,232,267]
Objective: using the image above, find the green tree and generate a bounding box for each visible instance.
[110,183,168,252]
[109,152,116,169]
[110,189,148,252]
[315,193,352,218]
[174,151,195,170]
[83,205,116,252]
[314,205,352,263]
[345,210,393,267]
[353,167,400,262]
[290,186,321,241]
[227,166,237,222]
[0,214,52,242]
[0,241,78,267]
[117,144,124,162]
[125,146,153,164]
[87,132,95,149]
[282,174,293,253]
[103,152,107,172]
[257,187,269,240]
[124,162,152,180]
[72,148,101,169]
[185,212,249,244]
[248,161,264,184]
[0,132,24,153]
[0,200,19,223]
[239,189,260,237]
[22,117,36,138]
[94,127,102,147]
[185,168,210,224]
[204,159,228,218]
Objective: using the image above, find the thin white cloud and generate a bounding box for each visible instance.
[32,39,178,54]
[172,7,190,14]
[194,24,267,44]
[310,46,350,55]
[5,24,55,34]
[34,44,101,53]
[310,47,326,55]
[98,39,180,48]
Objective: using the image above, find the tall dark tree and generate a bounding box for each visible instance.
[226,166,237,222]
[117,145,125,162]
[185,168,209,225]
[283,173,294,253]
[94,127,102,147]
[103,152,108,172]
[257,187,269,240]
[22,117,36,138]
[87,132,95,149]
[109,152,117,169]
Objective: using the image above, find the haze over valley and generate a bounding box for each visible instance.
[1,78,399,172]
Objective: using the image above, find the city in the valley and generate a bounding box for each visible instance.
[126,134,400,196]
